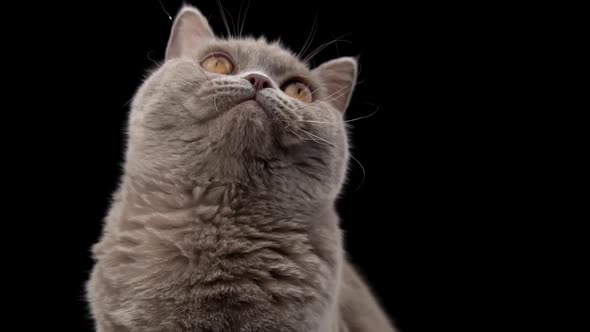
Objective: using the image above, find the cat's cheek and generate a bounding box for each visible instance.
[163,59,202,81]
[135,97,186,131]
[276,130,303,148]
[182,95,218,123]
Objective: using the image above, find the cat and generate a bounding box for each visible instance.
[86,5,396,332]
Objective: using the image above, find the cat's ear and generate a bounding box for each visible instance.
[165,6,215,60]
[313,57,358,113]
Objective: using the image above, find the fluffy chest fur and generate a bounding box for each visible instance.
[90,180,343,331]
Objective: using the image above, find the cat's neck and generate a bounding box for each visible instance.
[117,175,330,227]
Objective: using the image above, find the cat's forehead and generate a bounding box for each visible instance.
[204,38,310,77]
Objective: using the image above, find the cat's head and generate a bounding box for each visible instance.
[126,5,357,202]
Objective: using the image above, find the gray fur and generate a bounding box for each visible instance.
[86,5,395,332]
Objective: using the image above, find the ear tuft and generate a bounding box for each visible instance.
[165,6,215,61]
[313,57,358,113]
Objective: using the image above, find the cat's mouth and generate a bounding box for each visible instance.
[235,96,267,112]
[220,92,278,123]
[224,96,270,121]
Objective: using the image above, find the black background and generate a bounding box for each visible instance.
[24,0,516,331]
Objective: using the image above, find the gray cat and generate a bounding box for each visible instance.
[86,5,396,332]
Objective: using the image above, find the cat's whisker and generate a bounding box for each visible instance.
[327,79,364,104]
[307,84,323,97]
[122,96,134,109]
[226,8,238,37]
[303,32,352,64]
[304,38,352,64]
[238,0,251,38]
[322,82,355,103]
[297,14,319,60]
[346,154,366,191]
[146,50,160,66]
[288,128,308,141]
[297,128,366,190]
[296,119,338,126]
[237,0,244,37]
[196,62,214,84]
[157,0,172,22]
[331,32,341,57]
[296,108,379,125]
[323,78,366,103]
[343,106,380,123]
[293,80,360,114]
[313,79,362,108]
[213,97,220,113]
[216,0,233,38]
[298,128,336,147]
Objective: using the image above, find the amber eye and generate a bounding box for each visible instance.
[201,54,234,75]
[283,81,313,103]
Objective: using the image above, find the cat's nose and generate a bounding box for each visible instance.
[245,73,272,91]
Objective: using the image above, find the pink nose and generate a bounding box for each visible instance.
[245,73,272,90]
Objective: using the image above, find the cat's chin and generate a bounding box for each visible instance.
[226,99,273,125]
[232,99,264,112]
[233,99,271,127]
[210,99,275,155]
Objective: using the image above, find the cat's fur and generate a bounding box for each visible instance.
[86,5,395,332]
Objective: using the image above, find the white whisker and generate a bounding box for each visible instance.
[196,61,213,84]
[146,50,160,66]
[297,128,366,189]
[216,0,233,38]
[298,14,319,60]
[295,107,379,125]
[157,0,172,22]
[293,80,362,114]
[298,128,336,147]
[348,154,366,191]
[238,0,251,37]
[303,32,352,63]
[213,97,220,112]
